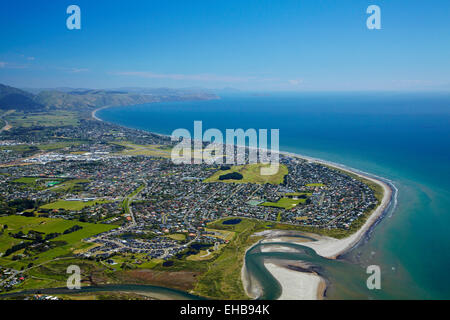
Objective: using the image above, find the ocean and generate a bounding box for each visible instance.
[97,92,450,299]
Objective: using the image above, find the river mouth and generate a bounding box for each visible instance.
[244,241,365,300]
[243,177,398,300]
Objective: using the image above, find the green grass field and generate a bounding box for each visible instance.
[37,141,87,151]
[11,177,65,191]
[50,179,90,193]
[306,183,326,187]
[10,178,90,194]
[12,177,42,184]
[6,111,80,128]
[284,192,312,197]
[0,140,88,153]
[0,216,117,269]
[164,233,187,241]
[9,257,108,293]
[40,200,111,211]
[261,197,306,209]
[0,144,39,156]
[112,141,172,158]
[203,163,288,185]
[122,184,145,214]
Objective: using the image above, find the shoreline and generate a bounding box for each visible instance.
[91,106,108,121]
[267,151,394,259]
[92,104,395,300]
[241,164,393,300]
[241,244,263,300]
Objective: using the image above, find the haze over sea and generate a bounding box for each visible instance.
[98,92,450,299]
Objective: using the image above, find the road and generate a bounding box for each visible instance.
[125,180,147,227]
[0,110,13,132]
[0,257,75,287]
[0,117,11,132]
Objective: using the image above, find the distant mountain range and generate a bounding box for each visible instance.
[22,86,240,95]
[0,84,219,112]
[0,84,44,111]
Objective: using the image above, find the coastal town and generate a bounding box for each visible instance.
[0,113,381,295]
[0,80,388,300]
[3,0,448,305]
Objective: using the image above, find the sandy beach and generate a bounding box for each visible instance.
[264,262,325,300]
[242,152,394,300]
[91,107,106,121]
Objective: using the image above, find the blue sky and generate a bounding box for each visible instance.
[0,0,449,91]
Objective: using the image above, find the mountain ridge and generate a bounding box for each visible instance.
[0,83,219,112]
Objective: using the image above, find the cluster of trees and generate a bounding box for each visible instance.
[10,230,66,242]
[63,225,83,234]
[219,172,243,181]
[0,200,15,215]
[10,230,44,241]
[4,225,82,257]
[173,242,213,260]
[6,198,42,214]
[4,241,32,257]
[24,240,67,257]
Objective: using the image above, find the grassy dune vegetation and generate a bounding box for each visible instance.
[203,163,288,185]
[192,218,264,299]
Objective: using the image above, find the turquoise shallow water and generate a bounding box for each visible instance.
[98,92,450,299]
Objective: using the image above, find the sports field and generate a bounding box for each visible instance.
[40,200,111,211]
[203,163,288,185]
[261,197,306,209]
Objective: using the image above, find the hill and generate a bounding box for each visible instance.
[0,84,44,111]
[34,90,158,111]
[34,88,218,111]
[0,84,219,113]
